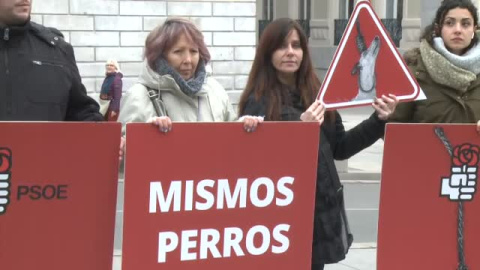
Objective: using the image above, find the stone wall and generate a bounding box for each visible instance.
[31,0,257,105]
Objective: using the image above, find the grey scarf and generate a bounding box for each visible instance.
[420,39,480,92]
[155,58,206,96]
[433,37,480,74]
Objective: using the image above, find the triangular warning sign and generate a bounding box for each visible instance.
[317,0,422,109]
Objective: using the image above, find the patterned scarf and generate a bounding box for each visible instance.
[155,58,206,96]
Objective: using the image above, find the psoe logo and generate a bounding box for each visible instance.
[0,147,12,215]
[440,144,479,201]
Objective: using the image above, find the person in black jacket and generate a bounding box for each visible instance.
[0,0,103,121]
[238,18,398,270]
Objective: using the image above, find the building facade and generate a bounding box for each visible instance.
[258,0,480,78]
[30,0,480,254]
[31,0,257,105]
[32,0,480,104]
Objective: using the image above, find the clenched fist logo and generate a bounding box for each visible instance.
[441,144,479,201]
[0,148,12,215]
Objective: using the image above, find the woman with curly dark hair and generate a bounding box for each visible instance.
[390,0,480,124]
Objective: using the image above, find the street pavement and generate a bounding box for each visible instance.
[324,246,377,270]
[112,106,382,270]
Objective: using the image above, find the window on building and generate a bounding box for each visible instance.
[386,0,404,20]
[298,0,312,20]
[262,0,274,20]
[259,0,310,39]
[339,0,355,19]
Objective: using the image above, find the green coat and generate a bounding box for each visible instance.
[390,47,480,123]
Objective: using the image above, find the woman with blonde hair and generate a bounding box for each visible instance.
[100,59,123,121]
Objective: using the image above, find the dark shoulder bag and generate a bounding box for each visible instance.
[147,88,168,117]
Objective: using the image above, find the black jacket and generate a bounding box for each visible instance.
[242,91,385,265]
[0,21,103,121]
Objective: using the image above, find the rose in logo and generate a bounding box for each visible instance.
[453,143,480,167]
[0,148,12,173]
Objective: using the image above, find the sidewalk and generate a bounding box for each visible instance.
[325,245,377,270]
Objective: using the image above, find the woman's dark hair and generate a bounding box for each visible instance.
[144,18,211,70]
[421,0,479,52]
[238,18,334,121]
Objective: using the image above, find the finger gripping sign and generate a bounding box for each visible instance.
[122,123,320,270]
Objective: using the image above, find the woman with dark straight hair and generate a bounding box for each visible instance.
[239,18,322,121]
[238,18,398,269]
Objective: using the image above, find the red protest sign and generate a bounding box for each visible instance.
[378,124,480,269]
[318,0,420,109]
[0,122,121,270]
[122,123,319,270]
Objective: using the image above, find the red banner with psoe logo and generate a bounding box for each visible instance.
[378,124,480,269]
[0,122,121,270]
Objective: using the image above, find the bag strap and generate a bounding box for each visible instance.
[147,88,168,117]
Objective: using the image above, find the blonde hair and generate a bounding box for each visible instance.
[105,59,120,72]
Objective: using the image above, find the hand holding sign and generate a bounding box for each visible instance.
[150,116,173,133]
[150,115,264,133]
[300,100,325,125]
[372,94,399,120]
[239,116,264,133]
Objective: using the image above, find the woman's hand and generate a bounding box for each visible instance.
[476,120,480,134]
[372,94,399,121]
[240,116,264,132]
[149,116,173,133]
[119,136,125,161]
[300,100,325,125]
